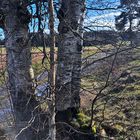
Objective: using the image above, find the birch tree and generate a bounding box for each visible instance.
[0,1,48,140]
[56,0,86,121]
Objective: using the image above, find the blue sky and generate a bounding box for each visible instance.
[0,0,121,39]
[85,0,121,30]
[0,29,4,40]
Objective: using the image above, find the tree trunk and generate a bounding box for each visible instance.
[3,1,47,140]
[56,0,85,126]
[48,0,56,139]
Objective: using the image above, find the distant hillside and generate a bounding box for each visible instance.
[0,31,140,47]
[83,30,120,45]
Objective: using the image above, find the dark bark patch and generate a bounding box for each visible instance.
[16,37,24,44]
[77,43,82,52]
[56,107,79,122]
[71,21,78,30]
[17,5,31,24]
[58,23,69,34]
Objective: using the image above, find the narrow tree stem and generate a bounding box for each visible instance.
[48,0,56,139]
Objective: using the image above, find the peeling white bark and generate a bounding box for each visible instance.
[56,0,86,111]
[3,1,40,140]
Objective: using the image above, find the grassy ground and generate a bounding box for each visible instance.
[80,46,140,139]
[30,45,140,139]
[0,45,140,139]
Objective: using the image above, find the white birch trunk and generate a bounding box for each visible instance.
[56,0,85,113]
[3,1,42,139]
[48,0,56,140]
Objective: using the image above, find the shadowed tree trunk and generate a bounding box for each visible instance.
[48,0,56,139]
[56,0,85,126]
[2,1,48,140]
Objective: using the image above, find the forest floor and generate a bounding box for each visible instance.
[0,44,140,139]
[80,43,140,139]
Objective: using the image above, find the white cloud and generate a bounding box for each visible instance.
[44,29,50,34]
[93,12,121,20]
[84,12,121,30]
[93,20,115,27]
